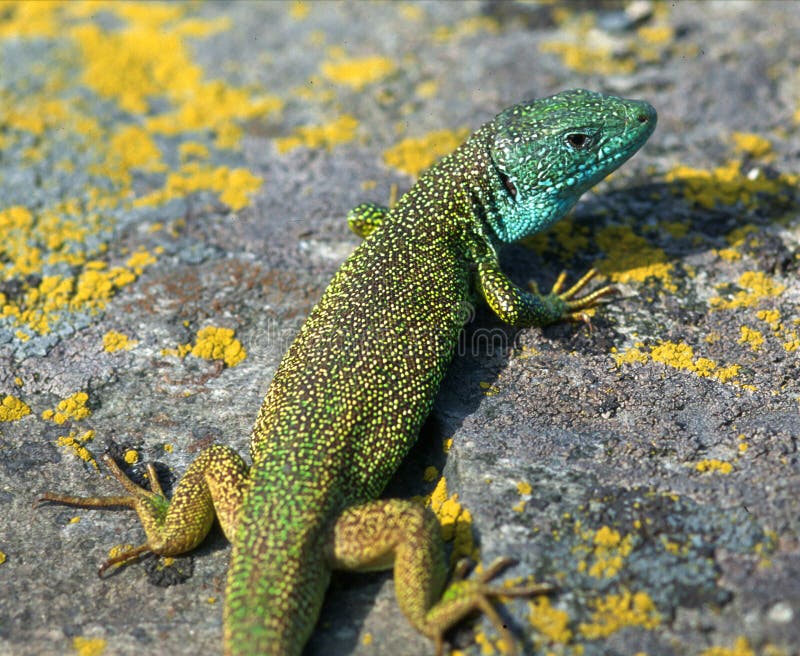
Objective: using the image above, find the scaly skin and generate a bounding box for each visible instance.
[40,89,656,655]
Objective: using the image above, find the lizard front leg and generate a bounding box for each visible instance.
[38,444,248,575]
[346,202,388,238]
[478,257,616,327]
[329,498,551,655]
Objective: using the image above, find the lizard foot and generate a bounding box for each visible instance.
[428,557,554,656]
[38,453,167,576]
[532,268,618,324]
[39,445,248,577]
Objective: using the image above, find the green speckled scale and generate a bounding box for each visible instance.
[40,89,656,655]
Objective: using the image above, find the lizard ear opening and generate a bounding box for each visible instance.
[498,169,517,199]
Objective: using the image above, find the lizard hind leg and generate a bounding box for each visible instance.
[38,444,249,576]
[329,499,552,655]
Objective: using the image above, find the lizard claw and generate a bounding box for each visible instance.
[553,268,618,319]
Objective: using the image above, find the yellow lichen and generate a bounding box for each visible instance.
[398,3,425,21]
[275,115,359,154]
[432,15,499,43]
[523,216,591,261]
[651,342,697,370]
[581,527,634,579]
[710,271,786,310]
[161,342,194,359]
[665,161,797,210]
[103,330,138,352]
[146,80,282,148]
[699,636,755,656]
[737,326,764,351]
[615,341,742,385]
[383,129,470,178]
[637,25,674,45]
[0,395,32,422]
[103,125,166,182]
[715,247,742,262]
[289,1,310,20]
[415,79,439,99]
[578,589,660,639]
[71,267,135,310]
[134,163,263,212]
[425,477,477,563]
[190,326,247,367]
[731,132,772,159]
[43,392,91,424]
[126,249,157,274]
[757,309,781,330]
[529,596,572,644]
[56,429,98,469]
[611,346,649,366]
[695,459,733,474]
[1,2,270,345]
[320,56,395,90]
[595,225,676,291]
[539,24,637,76]
[71,636,107,656]
[179,141,210,162]
[516,481,532,496]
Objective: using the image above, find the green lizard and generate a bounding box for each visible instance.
[40,88,656,655]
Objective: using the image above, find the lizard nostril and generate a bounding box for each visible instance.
[637,112,649,124]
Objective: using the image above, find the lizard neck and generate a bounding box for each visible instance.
[381,125,500,260]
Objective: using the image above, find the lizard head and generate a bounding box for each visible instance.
[485,88,656,243]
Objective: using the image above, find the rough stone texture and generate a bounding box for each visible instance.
[1,2,798,656]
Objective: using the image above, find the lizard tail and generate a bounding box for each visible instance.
[223,466,337,656]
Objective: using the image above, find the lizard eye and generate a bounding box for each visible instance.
[566,133,591,150]
[498,170,517,199]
